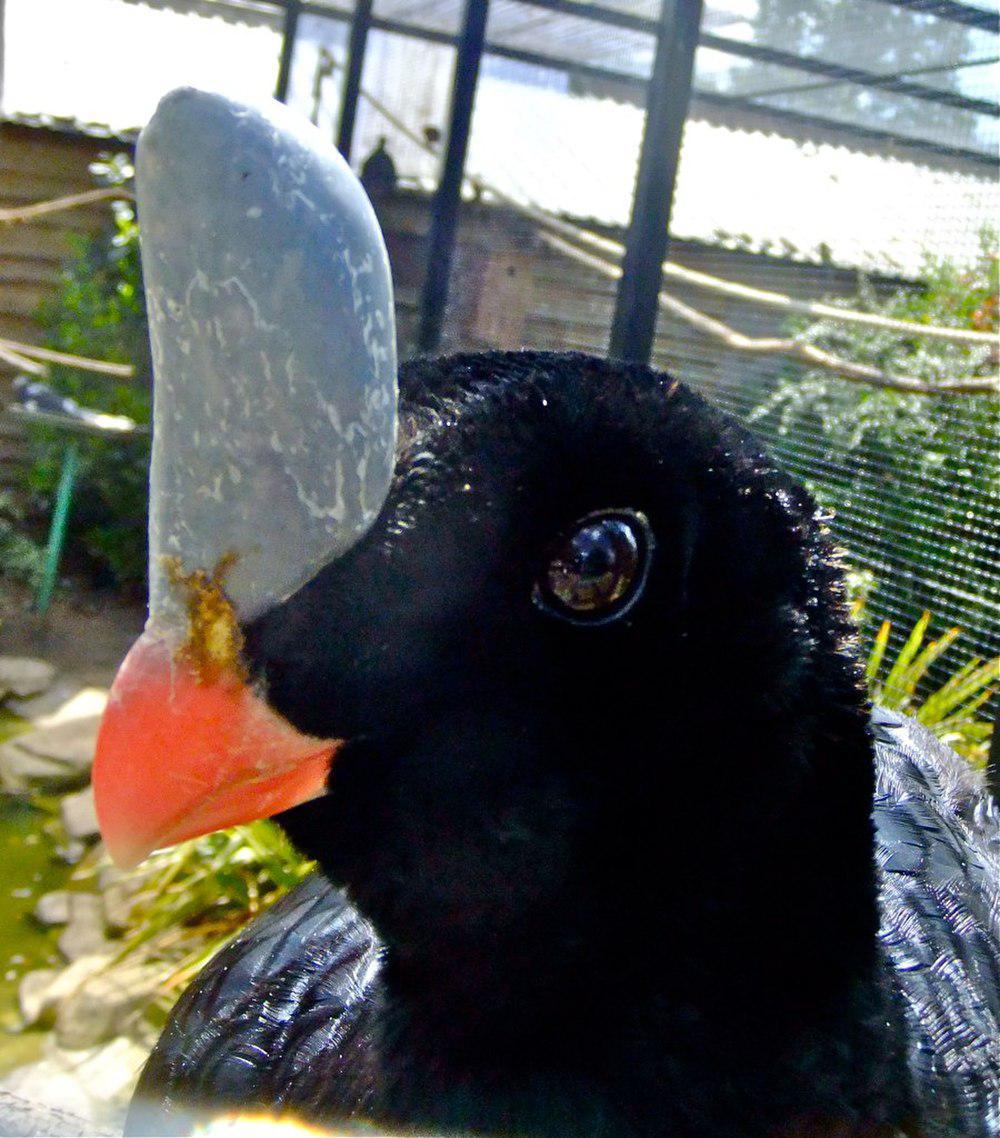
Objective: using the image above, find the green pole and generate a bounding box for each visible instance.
[35,441,79,614]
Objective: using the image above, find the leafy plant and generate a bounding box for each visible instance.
[23,154,151,588]
[750,233,999,672]
[864,610,997,770]
[89,821,313,1026]
[0,492,45,588]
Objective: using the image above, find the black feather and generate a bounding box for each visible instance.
[127,352,998,1137]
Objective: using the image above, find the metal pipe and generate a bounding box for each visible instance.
[608,0,703,363]
[337,0,375,161]
[35,442,79,615]
[274,0,302,103]
[417,0,490,353]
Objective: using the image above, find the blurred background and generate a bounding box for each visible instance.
[0,0,996,1127]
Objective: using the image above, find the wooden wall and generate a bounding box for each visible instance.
[0,121,119,484]
[374,192,870,389]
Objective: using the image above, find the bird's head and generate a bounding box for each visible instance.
[94,90,874,1015]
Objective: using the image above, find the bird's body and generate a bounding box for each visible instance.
[123,353,999,1138]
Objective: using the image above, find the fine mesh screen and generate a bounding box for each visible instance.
[658,0,999,699]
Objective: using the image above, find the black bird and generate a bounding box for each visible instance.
[360,136,398,203]
[91,89,998,1138]
[119,351,998,1138]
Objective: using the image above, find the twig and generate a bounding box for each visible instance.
[539,232,1000,397]
[0,338,135,378]
[0,343,48,376]
[525,210,998,348]
[0,186,134,225]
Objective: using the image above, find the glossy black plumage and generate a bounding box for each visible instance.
[127,352,999,1137]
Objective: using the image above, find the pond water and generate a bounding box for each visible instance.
[0,713,74,1073]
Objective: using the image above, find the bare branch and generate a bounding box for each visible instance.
[0,343,48,376]
[539,232,1000,397]
[530,215,998,349]
[0,186,134,225]
[0,339,135,378]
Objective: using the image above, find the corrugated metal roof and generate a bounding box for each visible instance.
[3,0,996,276]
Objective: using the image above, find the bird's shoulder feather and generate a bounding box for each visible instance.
[126,874,383,1135]
[874,706,1000,1137]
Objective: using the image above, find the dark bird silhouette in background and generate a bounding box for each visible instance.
[360,135,398,203]
[122,351,998,1138]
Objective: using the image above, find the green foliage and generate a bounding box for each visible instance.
[864,610,997,770]
[749,234,999,668]
[95,822,313,1024]
[24,155,151,587]
[0,492,44,588]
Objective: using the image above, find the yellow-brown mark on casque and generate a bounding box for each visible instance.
[163,553,247,683]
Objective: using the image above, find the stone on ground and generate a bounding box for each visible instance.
[17,953,112,1028]
[57,894,109,961]
[0,1033,148,1134]
[17,970,61,1028]
[32,890,70,927]
[0,716,101,793]
[55,961,162,1049]
[60,786,100,841]
[0,658,56,701]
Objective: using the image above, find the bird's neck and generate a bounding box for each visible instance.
[371,711,910,1135]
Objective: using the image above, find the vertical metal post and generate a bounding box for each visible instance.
[417,0,490,354]
[0,0,6,110]
[608,0,703,363]
[337,0,375,161]
[35,441,79,615]
[275,0,303,104]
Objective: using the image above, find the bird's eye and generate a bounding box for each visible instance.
[534,510,653,625]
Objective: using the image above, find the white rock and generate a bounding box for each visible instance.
[17,968,60,1026]
[60,785,100,840]
[0,715,101,792]
[55,962,161,1050]
[33,889,70,926]
[102,883,136,931]
[0,656,56,700]
[43,953,115,1003]
[5,673,87,719]
[18,951,115,1027]
[0,1033,147,1133]
[57,894,109,961]
[0,1089,114,1137]
[32,686,108,729]
[0,746,78,794]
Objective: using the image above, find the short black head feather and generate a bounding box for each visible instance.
[245,352,879,1038]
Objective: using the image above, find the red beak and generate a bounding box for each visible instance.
[93,629,338,869]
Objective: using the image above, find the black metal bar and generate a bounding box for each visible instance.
[871,0,999,32]
[417,0,490,353]
[337,0,374,160]
[608,0,704,363]
[274,0,302,102]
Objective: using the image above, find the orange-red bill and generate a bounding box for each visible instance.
[93,630,339,869]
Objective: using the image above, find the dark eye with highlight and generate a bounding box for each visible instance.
[534,510,653,625]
